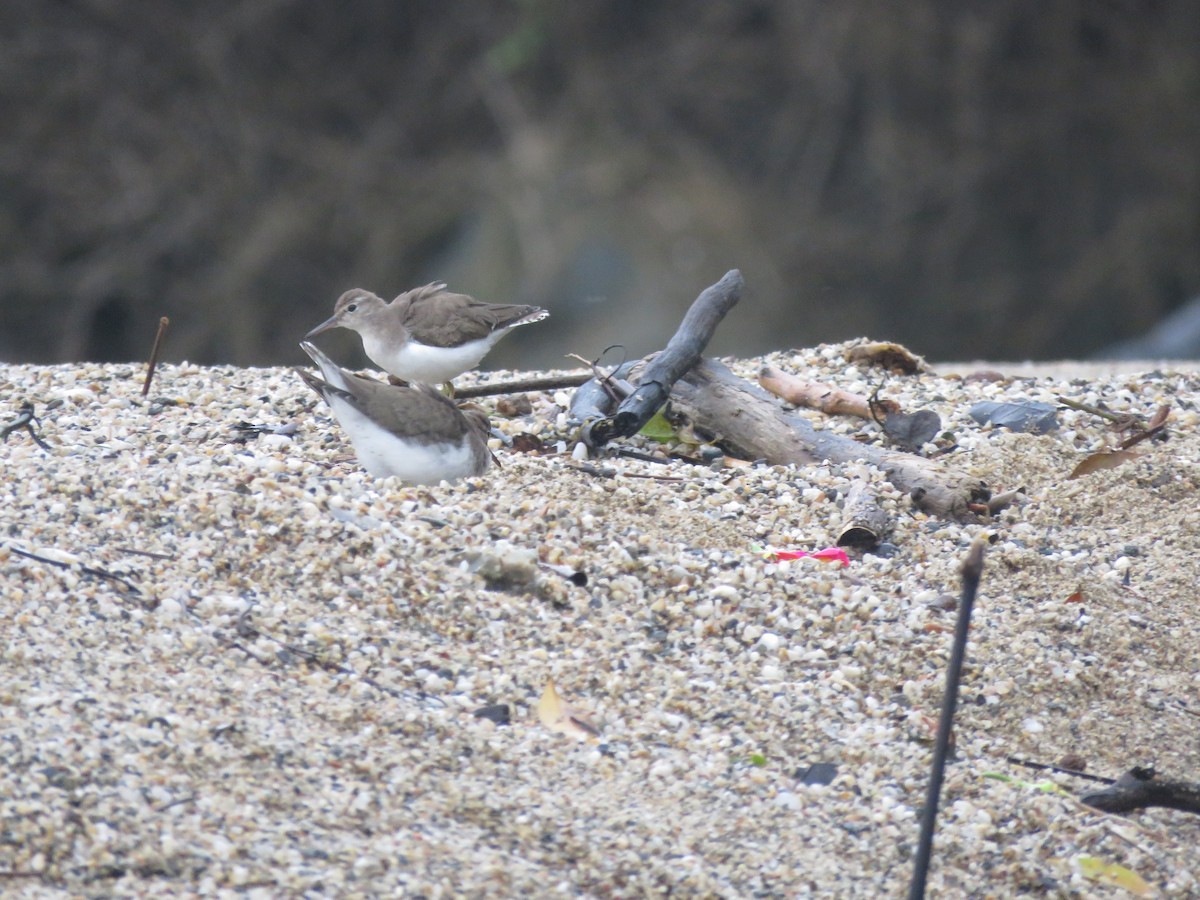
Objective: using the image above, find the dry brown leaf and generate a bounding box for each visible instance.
[1068,449,1140,479]
[882,408,941,450]
[1146,403,1171,431]
[843,341,929,375]
[511,433,546,454]
[720,456,755,468]
[537,679,601,742]
[495,395,534,417]
[1057,753,1088,772]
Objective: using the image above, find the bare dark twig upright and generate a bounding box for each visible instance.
[909,537,987,900]
[142,317,170,397]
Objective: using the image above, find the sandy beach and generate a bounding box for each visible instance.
[1,343,1197,897]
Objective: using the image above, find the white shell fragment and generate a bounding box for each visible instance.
[0,349,1197,896]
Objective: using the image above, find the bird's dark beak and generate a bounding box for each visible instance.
[304,315,340,339]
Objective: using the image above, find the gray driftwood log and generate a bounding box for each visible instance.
[837,480,893,550]
[1081,767,1200,816]
[669,358,988,519]
[582,270,743,446]
[570,269,989,520]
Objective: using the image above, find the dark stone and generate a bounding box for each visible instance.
[473,704,511,725]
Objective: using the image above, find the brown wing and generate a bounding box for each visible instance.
[354,379,488,443]
[395,284,547,348]
[297,360,478,442]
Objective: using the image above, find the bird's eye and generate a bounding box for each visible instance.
[347,304,358,313]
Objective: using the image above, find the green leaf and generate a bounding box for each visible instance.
[638,410,677,443]
[1032,780,1069,796]
[982,772,1068,796]
[748,753,767,767]
[1075,856,1152,896]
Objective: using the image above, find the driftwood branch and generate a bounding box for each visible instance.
[760,365,898,419]
[566,270,985,519]
[670,359,988,519]
[838,481,893,550]
[584,270,743,447]
[761,363,942,451]
[1081,767,1200,816]
[668,358,817,464]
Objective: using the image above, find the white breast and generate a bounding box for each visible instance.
[363,332,506,384]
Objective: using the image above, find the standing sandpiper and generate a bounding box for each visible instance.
[305,283,548,388]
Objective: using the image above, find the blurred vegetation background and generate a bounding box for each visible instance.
[2,1,1198,369]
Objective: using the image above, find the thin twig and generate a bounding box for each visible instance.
[563,458,685,482]
[1118,419,1169,450]
[113,546,177,561]
[614,447,711,468]
[219,617,429,704]
[1004,756,1115,785]
[1055,395,1125,423]
[565,461,617,479]
[568,360,641,424]
[565,351,636,404]
[613,448,673,465]
[909,537,987,900]
[141,316,170,397]
[8,544,143,596]
[155,795,198,812]
[453,372,592,400]
[564,353,601,369]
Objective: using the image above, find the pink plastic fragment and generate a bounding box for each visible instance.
[766,547,850,566]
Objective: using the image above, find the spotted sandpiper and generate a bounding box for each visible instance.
[295,341,492,483]
[304,283,549,388]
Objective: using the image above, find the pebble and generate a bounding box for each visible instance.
[0,348,1196,896]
